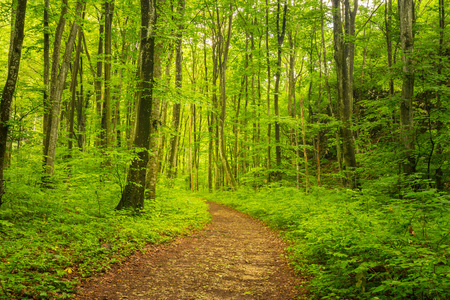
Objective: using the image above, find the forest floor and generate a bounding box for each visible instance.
[74,202,309,299]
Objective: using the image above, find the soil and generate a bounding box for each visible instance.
[74,202,308,299]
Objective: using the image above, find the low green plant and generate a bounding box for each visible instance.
[0,145,210,299]
[206,185,449,299]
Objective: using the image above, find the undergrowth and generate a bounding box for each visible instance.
[0,145,210,299]
[206,185,449,299]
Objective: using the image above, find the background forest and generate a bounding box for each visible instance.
[0,0,448,298]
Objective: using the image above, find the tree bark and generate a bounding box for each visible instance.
[101,0,114,148]
[77,54,86,151]
[95,12,104,147]
[0,0,27,205]
[43,0,67,161]
[398,0,415,175]
[116,0,157,210]
[435,0,445,189]
[273,0,287,181]
[146,9,164,200]
[331,0,358,188]
[44,0,84,176]
[167,0,185,180]
[43,0,50,154]
[265,0,272,179]
[217,5,237,191]
[68,30,83,154]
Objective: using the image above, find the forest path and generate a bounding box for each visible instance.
[75,202,307,299]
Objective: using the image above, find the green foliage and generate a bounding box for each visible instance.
[0,145,210,299]
[206,186,449,299]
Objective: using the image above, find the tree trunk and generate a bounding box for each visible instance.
[217,5,236,191]
[331,0,358,188]
[265,0,271,179]
[435,0,445,190]
[77,54,86,151]
[43,0,50,154]
[68,30,83,155]
[101,0,114,148]
[44,0,83,176]
[146,23,164,200]
[398,0,415,175]
[299,94,309,193]
[116,0,157,210]
[0,0,27,205]
[95,13,104,147]
[321,0,343,182]
[167,0,184,180]
[273,0,287,181]
[43,0,67,162]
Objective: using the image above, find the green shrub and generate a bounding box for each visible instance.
[207,186,449,299]
[0,146,210,299]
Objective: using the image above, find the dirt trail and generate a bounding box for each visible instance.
[75,202,307,299]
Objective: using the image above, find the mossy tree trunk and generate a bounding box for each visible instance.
[116,0,157,210]
[0,0,27,205]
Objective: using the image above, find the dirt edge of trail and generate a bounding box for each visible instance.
[74,201,309,299]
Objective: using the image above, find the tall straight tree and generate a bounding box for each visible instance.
[101,0,114,148]
[43,0,50,152]
[331,0,358,188]
[216,4,237,190]
[167,0,185,179]
[43,0,84,176]
[398,0,415,175]
[0,0,27,205]
[273,0,287,181]
[116,0,157,210]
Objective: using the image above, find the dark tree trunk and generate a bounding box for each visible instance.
[0,0,27,205]
[43,0,50,154]
[95,12,104,147]
[273,0,287,181]
[101,0,114,148]
[116,0,157,210]
[68,30,83,154]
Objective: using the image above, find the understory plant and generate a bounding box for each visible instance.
[0,145,210,299]
[207,185,449,299]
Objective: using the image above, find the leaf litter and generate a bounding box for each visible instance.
[74,202,308,299]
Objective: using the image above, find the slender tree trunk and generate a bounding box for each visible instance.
[116,0,157,210]
[43,0,67,162]
[204,28,213,192]
[265,0,272,179]
[77,53,86,151]
[398,0,415,175]
[273,0,287,181]
[101,0,114,148]
[167,0,185,179]
[217,5,236,190]
[385,0,394,96]
[321,0,343,182]
[299,94,309,193]
[95,13,104,147]
[68,31,83,154]
[44,0,84,176]
[0,0,27,205]
[331,0,358,188]
[43,0,50,154]
[435,0,445,190]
